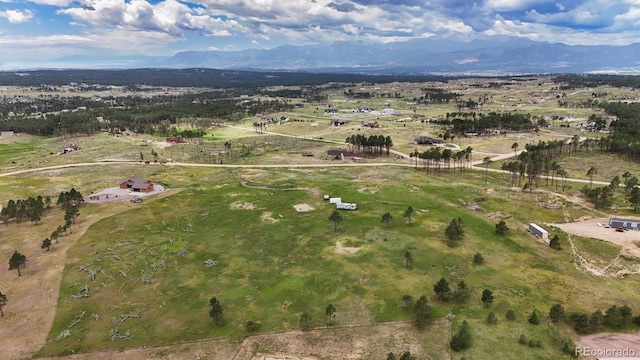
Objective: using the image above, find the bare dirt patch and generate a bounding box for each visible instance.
[42,320,448,360]
[579,333,640,359]
[0,201,148,360]
[230,201,257,210]
[335,241,361,254]
[234,321,448,360]
[293,203,314,212]
[261,212,279,223]
[551,218,640,258]
[155,141,175,149]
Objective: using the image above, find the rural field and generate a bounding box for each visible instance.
[0,77,639,360]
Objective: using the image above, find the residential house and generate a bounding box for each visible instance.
[609,217,640,230]
[119,177,154,193]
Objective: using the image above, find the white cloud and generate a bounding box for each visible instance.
[0,27,182,62]
[207,45,219,50]
[3,0,639,63]
[26,0,74,5]
[57,0,245,37]
[483,0,549,12]
[485,15,640,45]
[613,5,640,27]
[0,9,34,23]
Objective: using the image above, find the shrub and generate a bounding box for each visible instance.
[487,311,498,324]
[528,310,540,325]
[518,334,527,344]
[528,339,542,348]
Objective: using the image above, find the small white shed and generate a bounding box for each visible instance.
[529,223,549,239]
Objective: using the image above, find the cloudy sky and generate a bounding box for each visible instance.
[1,0,639,65]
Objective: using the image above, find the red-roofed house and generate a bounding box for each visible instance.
[119,177,154,193]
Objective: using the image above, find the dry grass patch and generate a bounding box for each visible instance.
[233,321,448,360]
[0,201,141,360]
[335,241,361,255]
[230,201,257,210]
[293,204,314,212]
[357,187,379,194]
[261,212,279,223]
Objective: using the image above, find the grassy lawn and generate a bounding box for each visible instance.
[572,235,622,267]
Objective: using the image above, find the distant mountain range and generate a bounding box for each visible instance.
[163,37,640,75]
[17,35,640,75]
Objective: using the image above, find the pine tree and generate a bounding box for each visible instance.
[549,304,565,323]
[414,295,432,329]
[8,250,27,276]
[433,277,451,301]
[495,220,509,235]
[473,252,484,265]
[481,289,494,307]
[41,238,52,251]
[328,210,343,232]
[381,212,393,227]
[487,311,498,324]
[452,281,471,303]
[325,304,336,325]
[208,297,224,325]
[528,310,540,325]
[300,312,311,331]
[450,320,472,351]
[404,206,414,224]
[444,217,464,247]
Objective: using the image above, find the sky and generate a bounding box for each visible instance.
[1,0,640,67]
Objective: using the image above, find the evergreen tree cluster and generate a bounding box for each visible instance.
[345,134,393,157]
[559,304,638,334]
[0,195,49,225]
[436,111,535,133]
[431,278,471,304]
[56,188,84,207]
[410,146,474,174]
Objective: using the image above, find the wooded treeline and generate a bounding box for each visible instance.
[409,147,474,174]
[602,102,640,162]
[345,134,393,157]
[0,69,446,88]
[0,96,294,136]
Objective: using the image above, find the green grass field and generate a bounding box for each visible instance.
[0,79,639,359]
[18,165,637,359]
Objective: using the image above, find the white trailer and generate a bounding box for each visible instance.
[336,202,357,210]
[329,197,342,204]
[529,223,548,239]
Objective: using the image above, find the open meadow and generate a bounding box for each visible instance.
[0,158,639,359]
[0,77,640,359]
